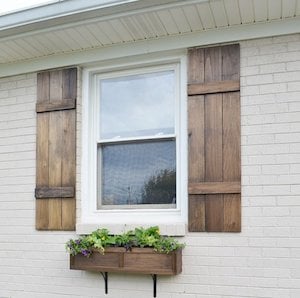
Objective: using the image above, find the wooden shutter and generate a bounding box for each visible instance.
[188,44,241,232]
[35,68,77,230]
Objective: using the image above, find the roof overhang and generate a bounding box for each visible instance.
[0,0,299,77]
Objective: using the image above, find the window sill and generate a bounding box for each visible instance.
[76,223,186,236]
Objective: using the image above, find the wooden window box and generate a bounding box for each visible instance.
[70,247,182,275]
[70,247,182,297]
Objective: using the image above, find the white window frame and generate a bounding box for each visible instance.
[79,53,187,235]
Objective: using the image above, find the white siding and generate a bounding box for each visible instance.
[0,33,300,298]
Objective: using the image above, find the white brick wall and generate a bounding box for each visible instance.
[0,34,300,298]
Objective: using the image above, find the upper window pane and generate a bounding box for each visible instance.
[99,70,175,139]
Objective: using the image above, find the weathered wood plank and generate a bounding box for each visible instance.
[189,182,241,195]
[204,94,223,182]
[188,96,205,183]
[188,195,205,232]
[224,194,241,232]
[61,68,77,230]
[222,44,240,81]
[188,80,239,95]
[187,48,204,84]
[205,195,224,232]
[48,70,63,230]
[36,71,50,230]
[223,92,241,182]
[36,99,76,112]
[35,187,75,198]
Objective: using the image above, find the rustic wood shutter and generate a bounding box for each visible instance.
[188,44,241,232]
[35,68,77,230]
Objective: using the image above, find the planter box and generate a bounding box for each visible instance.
[70,247,182,275]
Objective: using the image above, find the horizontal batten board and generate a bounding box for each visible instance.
[189,182,241,195]
[35,186,75,199]
[188,80,240,95]
[36,99,76,113]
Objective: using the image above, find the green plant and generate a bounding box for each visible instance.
[66,226,184,257]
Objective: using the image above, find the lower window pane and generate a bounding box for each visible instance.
[98,140,176,209]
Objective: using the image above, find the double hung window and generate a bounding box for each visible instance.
[98,67,176,209]
[83,59,186,226]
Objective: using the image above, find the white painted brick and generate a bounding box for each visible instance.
[260,83,288,94]
[274,71,300,83]
[259,43,288,54]
[262,185,291,196]
[260,63,286,74]
[1,34,300,298]
[288,81,300,92]
[245,74,273,85]
[261,164,289,175]
[287,60,300,71]
[247,134,274,144]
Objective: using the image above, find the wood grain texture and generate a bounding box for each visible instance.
[36,99,76,112]
[224,194,241,232]
[188,80,239,95]
[188,96,205,183]
[188,44,241,232]
[36,71,50,230]
[35,187,75,198]
[189,182,241,194]
[70,248,182,275]
[188,195,205,232]
[48,70,63,230]
[205,94,223,182]
[205,194,224,232]
[61,68,77,230]
[36,68,77,230]
[187,48,204,84]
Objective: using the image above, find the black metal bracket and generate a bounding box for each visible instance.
[100,272,158,297]
[151,274,157,297]
[100,272,108,294]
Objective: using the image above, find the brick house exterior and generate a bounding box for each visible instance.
[0,1,300,297]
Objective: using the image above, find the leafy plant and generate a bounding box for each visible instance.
[66,226,184,257]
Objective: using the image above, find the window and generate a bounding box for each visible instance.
[82,57,187,228]
[98,69,176,209]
